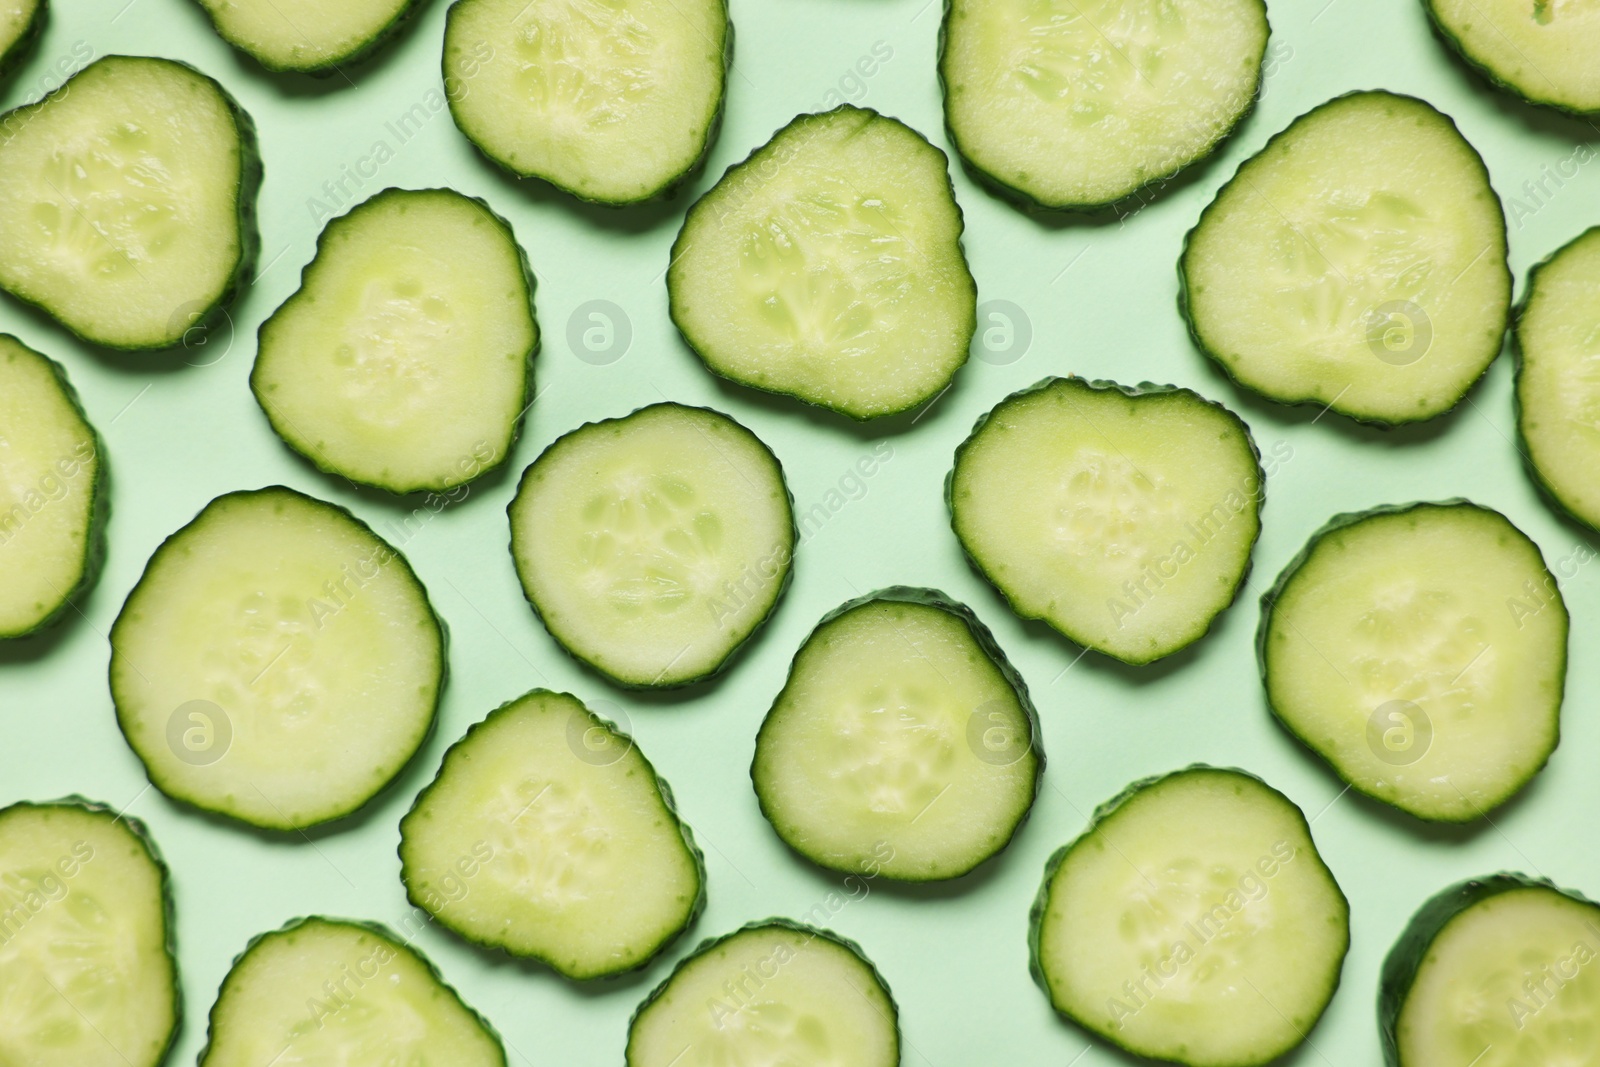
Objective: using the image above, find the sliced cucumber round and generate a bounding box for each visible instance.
[1261,501,1566,822]
[0,0,42,80]
[0,798,178,1067]
[508,402,794,689]
[0,335,103,639]
[1426,0,1600,115]
[443,0,728,204]
[199,917,504,1067]
[400,689,703,979]
[253,187,537,495]
[627,921,898,1067]
[192,0,418,74]
[1181,90,1510,425]
[752,587,1041,881]
[0,56,258,351]
[110,486,444,831]
[940,0,1268,209]
[669,106,977,420]
[1382,874,1600,1067]
[949,377,1261,665]
[1031,766,1349,1067]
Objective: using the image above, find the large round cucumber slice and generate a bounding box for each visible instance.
[0,799,178,1067]
[669,106,977,420]
[0,56,258,350]
[1181,90,1510,425]
[950,377,1261,665]
[1261,501,1566,822]
[192,0,418,74]
[1031,766,1349,1067]
[1426,0,1600,115]
[443,0,728,203]
[253,187,537,494]
[752,587,1041,881]
[508,402,794,689]
[0,335,103,639]
[199,917,505,1067]
[627,921,898,1067]
[940,0,1269,209]
[400,689,704,979]
[110,486,444,830]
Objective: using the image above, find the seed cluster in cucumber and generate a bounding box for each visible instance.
[1426,0,1600,115]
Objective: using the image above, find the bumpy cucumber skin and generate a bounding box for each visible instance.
[251,187,539,495]
[946,375,1264,666]
[0,337,109,641]
[441,0,731,205]
[196,916,507,1067]
[0,795,182,1067]
[507,402,797,690]
[108,485,449,832]
[937,0,1270,214]
[1028,764,1350,1067]
[396,688,707,980]
[1421,0,1600,117]
[0,0,45,83]
[192,0,423,76]
[668,106,978,421]
[625,919,900,1066]
[1257,500,1567,822]
[1178,90,1509,427]
[751,586,1044,882]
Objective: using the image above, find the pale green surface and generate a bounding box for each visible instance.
[2,1,1600,1065]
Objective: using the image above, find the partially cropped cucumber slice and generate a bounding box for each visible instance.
[192,0,418,74]
[1031,766,1349,1067]
[253,188,537,494]
[0,799,178,1067]
[0,56,258,350]
[0,335,103,639]
[1261,501,1566,822]
[443,0,728,203]
[110,486,444,830]
[950,377,1261,665]
[1426,0,1600,115]
[940,0,1268,209]
[200,917,504,1067]
[1382,874,1600,1067]
[627,921,898,1067]
[508,403,794,688]
[400,689,703,979]
[752,587,1041,881]
[0,0,42,79]
[1181,91,1510,425]
[669,106,977,419]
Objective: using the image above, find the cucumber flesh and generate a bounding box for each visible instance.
[669,106,977,420]
[941,0,1268,208]
[752,589,1041,881]
[1031,767,1349,1067]
[253,187,537,494]
[1261,502,1566,822]
[0,0,41,75]
[0,800,177,1067]
[110,486,444,830]
[193,0,414,73]
[0,336,101,638]
[1181,91,1510,425]
[1427,0,1600,114]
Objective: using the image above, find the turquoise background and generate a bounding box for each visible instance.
[3,0,1599,1063]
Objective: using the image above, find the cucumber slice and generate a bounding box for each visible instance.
[1381,874,1600,1067]
[669,106,977,420]
[0,798,178,1067]
[1030,766,1350,1067]
[1426,0,1600,115]
[1261,501,1566,822]
[0,56,258,351]
[752,587,1041,881]
[508,402,794,688]
[252,188,537,495]
[399,689,704,979]
[0,0,42,80]
[940,0,1269,209]
[627,921,898,1067]
[199,917,505,1067]
[110,486,445,831]
[1180,91,1510,425]
[443,0,728,204]
[192,0,418,74]
[949,377,1261,665]
[0,335,104,639]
